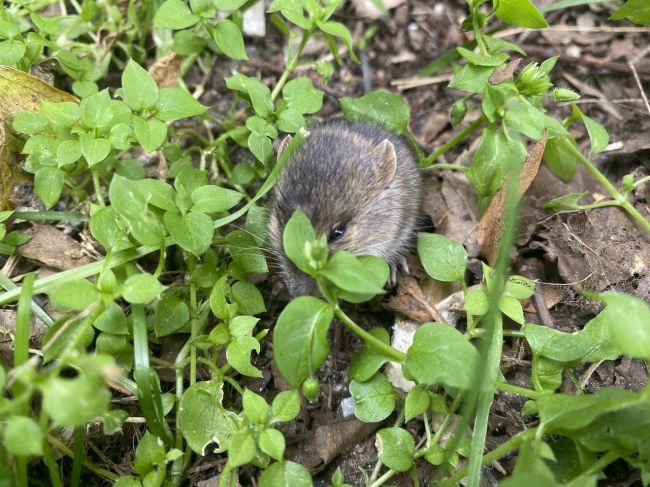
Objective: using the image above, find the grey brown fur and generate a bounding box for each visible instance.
[268,120,422,296]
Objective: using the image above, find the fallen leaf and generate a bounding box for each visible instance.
[478,132,548,264]
[148,53,183,88]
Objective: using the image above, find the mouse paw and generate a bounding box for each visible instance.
[388,256,410,286]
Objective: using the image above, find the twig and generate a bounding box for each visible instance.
[629,64,650,118]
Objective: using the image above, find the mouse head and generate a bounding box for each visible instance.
[268,130,399,296]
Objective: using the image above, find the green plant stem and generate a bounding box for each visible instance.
[440,428,537,487]
[171,341,191,486]
[579,450,623,479]
[429,163,469,172]
[92,171,106,207]
[11,210,88,221]
[494,381,542,400]
[633,175,650,189]
[70,426,84,487]
[334,305,406,362]
[405,131,426,162]
[562,141,650,232]
[48,435,119,482]
[423,115,487,166]
[188,255,198,386]
[270,29,313,102]
[15,273,35,367]
[0,272,54,326]
[42,433,63,487]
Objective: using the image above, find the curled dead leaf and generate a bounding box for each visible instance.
[478,132,548,264]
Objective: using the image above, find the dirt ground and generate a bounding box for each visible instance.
[4,0,650,485]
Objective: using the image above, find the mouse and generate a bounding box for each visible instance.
[267,119,423,297]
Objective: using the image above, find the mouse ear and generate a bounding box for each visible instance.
[277,135,293,158]
[369,139,397,189]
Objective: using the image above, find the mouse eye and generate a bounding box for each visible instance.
[328,224,347,243]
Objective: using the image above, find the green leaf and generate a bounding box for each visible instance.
[504,103,565,140]
[245,77,273,117]
[599,292,650,360]
[94,302,130,335]
[154,294,190,337]
[448,64,495,94]
[277,108,306,133]
[404,323,480,390]
[217,0,248,8]
[228,430,256,467]
[177,379,238,455]
[573,106,609,153]
[282,77,323,115]
[248,133,273,163]
[133,431,166,475]
[259,461,312,487]
[41,359,112,426]
[271,390,301,423]
[464,288,489,316]
[226,335,262,377]
[610,0,650,25]
[164,210,214,256]
[34,166,64,209]
[140,179,177,211]
[122,273,166,304]
[133,117,167,153]
[231,280,266,316]
[49,279,99,311]
[349,372,396,422]
[3,416,44,456]
[80,90,112,128]
[190,185,243,213]
[282,209,317,275]
[42,101,80,127]
[498,295,524,324]
[225,230,268,279]
[322,251,387,295]
[80,133,111,165]
[267,0,311,29]
[348,328,391,382]
[154,0,200,29]
[259,428,285,461]
[242,389,269,424]
[542,192,588,211]
[156,87,207,121]
[273,296,333,387]
[12,111,48,134]
[456,47,508,67]
[316,20,358,62]
[335,255,390,304]
[340,90,410,134]
[0,39,26,65]
[122,60,159,111]
[543,135,579,181]
[494,0,548,28]
[212,19,248,60]
[404,384,430,422]
[90,206,132,251]
[376,427,415,472]
[467,127,527,200]
[56,139,82,166]
[417,233,467,282]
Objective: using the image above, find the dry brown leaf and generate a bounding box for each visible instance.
[386,275,448,323]
[489,58,521,84]
[18,224,94,271]
[148,53,183,88]
[478,133,548,264]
